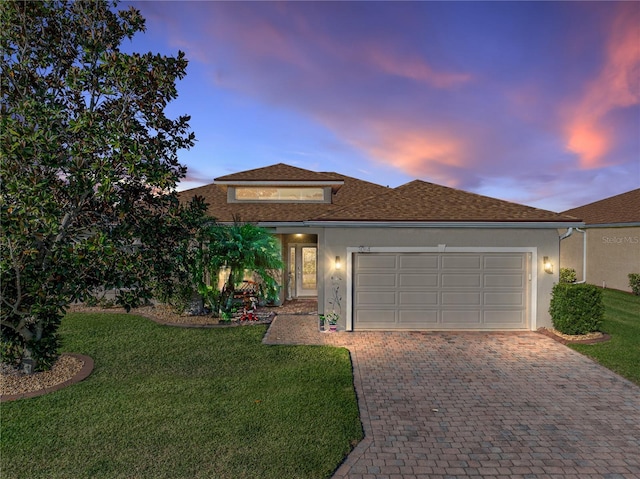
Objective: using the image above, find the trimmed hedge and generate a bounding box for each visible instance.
[549,283,604,335]
[629,273,640,296]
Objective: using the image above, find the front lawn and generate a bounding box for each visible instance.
[569,288,640,386]
[1,313,363,479]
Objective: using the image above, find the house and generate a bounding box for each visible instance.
[560,189,640,293]
[180,163,582,331]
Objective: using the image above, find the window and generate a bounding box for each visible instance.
[233,187,326,202]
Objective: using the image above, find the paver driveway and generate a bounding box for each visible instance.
[264,314,640,479]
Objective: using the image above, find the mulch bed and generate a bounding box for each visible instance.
[67,303,277,327]
[1,354,94,402]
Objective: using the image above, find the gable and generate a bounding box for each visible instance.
[214,163,344,183]
[179,166,388,223]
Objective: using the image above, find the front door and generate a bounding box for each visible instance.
[289,244,317,297]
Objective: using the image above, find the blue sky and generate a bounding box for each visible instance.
[124,1,639,212]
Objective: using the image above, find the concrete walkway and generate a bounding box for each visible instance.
[264,312,640,479]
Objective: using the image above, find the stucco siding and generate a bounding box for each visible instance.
[559,229,586,281]
[560,226,640,292]
[588,227,639,292]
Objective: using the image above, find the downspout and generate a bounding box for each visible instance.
[559,227,586,283]
[576,228,586,283]
[559,227,574,240]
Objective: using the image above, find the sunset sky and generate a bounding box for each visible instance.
[125,1,639,212]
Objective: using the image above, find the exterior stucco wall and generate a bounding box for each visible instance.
[319,227,561,331]
[559,229,586,281]
[560,226,640,292]
[588,227,639,292]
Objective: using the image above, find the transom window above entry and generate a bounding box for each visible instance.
[232,186,329,203]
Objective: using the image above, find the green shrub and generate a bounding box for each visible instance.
[559,268,577,283]
[629,273,640,296]
[549,283,604,335]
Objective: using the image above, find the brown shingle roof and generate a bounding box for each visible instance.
[313,180,578,223]
[179,170,388,223]
[562,189,640,225]
[214,163,343,182]
[179,164,580,224]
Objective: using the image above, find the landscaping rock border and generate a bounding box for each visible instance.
[537,327,611,345]
[0,353,94,402]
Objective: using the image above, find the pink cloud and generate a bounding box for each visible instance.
[563,4,640,169]
[363,48,472,89]
[344,119,470,187]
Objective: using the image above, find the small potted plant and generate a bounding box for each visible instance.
[326,312,339,332]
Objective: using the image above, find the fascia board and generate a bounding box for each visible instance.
[579,222,640,228]
[304,221,585,229]
[215,221,308,228]
[214,180,344,186]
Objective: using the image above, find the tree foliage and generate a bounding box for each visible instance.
[1,0,194,372]
[149,195,213,314]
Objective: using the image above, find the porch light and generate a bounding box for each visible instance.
[335,256,342,270]
[543,256,553,274]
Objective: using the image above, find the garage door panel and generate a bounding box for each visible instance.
[484,255,524,269]
[442,310,481,325]
[484,292,524,306]
[399,291,438,305]
[356,310,396,328]
[442,255,481,269]
[399,273,438,287]
[357,254,396,269]
[357,291,396,306]
[442,292,481,305]
[398,255,438,269]
[442,273,481,287]
[353,252,528,331]
[399,310,439,324]
[357,273,396,287]
[485,274,524,288]
[483,310,525,326]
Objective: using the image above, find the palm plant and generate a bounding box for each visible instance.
[205,222,283,312]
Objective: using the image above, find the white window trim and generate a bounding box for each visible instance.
[227,185,332,204]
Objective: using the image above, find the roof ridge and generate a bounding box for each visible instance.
[313,178,579,222]
[214,163,344,182]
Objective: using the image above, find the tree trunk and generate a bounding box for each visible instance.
[18,345,36,374]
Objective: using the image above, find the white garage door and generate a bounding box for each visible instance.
[353,252,529,330]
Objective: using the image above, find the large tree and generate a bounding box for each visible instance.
[1,1,195,372]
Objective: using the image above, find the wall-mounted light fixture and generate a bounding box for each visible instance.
[335,256,342,270]
[543,256,553,274]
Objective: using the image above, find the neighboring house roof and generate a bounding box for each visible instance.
[179,163,580,224]
[562,188,640,225]
[314,179,578,223]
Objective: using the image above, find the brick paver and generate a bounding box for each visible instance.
[264,311,640,479]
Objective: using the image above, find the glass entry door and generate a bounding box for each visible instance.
[289,244,317,297]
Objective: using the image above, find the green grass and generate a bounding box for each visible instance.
[1,313,363,479]
[569,288,640,386]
